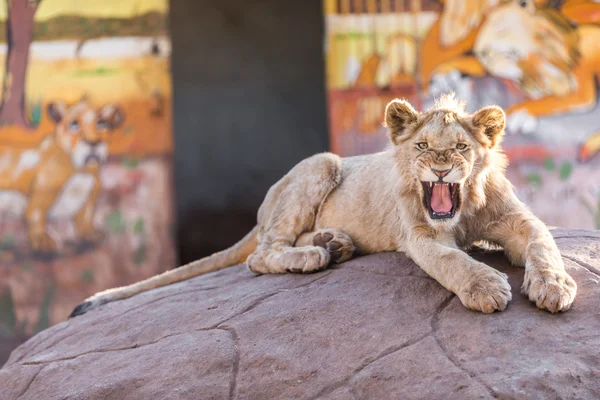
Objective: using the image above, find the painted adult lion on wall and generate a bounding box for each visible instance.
[423,0,600,135]
[420,0,600,86]
[0,99,125,254]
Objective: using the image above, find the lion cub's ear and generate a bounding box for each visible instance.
[472,105,505,148]
[99,104,126,130]
[384,99,419,145]
[47,101,67,123]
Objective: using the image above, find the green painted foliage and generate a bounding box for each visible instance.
[0,289,16,335]
[543,157,555,171]
[71,67,120,77]
[1,234,15,249]
[526,173,543,188]
[80,270,94,283]
[133,218,146,235]
[559,162,573,181]
[34,285,55,334]
[105,210,126,233]
[28,99,43,126]
[122,156,140,168]
[133,243,147,265]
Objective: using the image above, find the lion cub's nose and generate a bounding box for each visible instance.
[83,138,101,146]
[432,168,451,178]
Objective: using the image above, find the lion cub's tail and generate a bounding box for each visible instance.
[69,226,260,317]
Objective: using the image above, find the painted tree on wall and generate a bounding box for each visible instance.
[0,0,41,128]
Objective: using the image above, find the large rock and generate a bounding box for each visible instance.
[1,228,600,399]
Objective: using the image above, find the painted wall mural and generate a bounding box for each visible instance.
[0,0,175,359]
[324,0,600,229]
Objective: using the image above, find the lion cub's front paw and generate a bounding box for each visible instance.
[458,269,512,313]
[29,232,57,253]
[522,268,577,313]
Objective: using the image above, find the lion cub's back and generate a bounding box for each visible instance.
[315,151,405,254]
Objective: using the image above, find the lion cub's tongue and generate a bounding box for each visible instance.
[431,183,452,213]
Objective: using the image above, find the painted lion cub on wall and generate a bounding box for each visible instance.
[0,99,124,253]
[71,94,576,317]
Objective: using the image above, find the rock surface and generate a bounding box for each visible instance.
[1,228,600,400]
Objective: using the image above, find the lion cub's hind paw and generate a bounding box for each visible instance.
[313,230,355,264]
[285,246,330,274]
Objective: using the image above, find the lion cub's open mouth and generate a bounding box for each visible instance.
[421,182,460,219]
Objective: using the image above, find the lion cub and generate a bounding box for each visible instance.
[71,94,576,317]
[0,99,124,253]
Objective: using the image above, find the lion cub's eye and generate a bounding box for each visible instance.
[417,142,428,150]
[96,120,108,130]
[456,143,468,150]
[67,121,79,132]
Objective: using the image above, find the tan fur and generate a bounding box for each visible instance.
[0,99,124,252]
[72,93,576,317]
